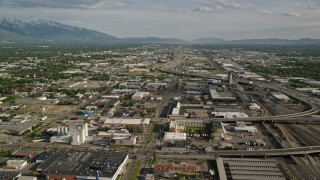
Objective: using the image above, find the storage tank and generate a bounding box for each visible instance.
[57,127,61,136]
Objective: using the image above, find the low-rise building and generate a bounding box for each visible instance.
[36,150,128,180]
[216,158,287,180]
[101,117,150,126]
[132,91,149,101]
[269,92,290,102]
[162,132,187,151]
[97,129,137,146]
[6,160,28,170]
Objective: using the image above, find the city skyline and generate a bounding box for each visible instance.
[0,0,319,40]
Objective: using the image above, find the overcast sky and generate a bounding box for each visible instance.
[0,0,319,40]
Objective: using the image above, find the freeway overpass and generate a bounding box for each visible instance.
[209,117,320,122]
[155,67,320,122]
[157,146,320,159]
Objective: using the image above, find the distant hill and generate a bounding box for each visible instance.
[1,18,320,45]
[0,18,119,43]
[192,38,226,44]
[229,38,320,45]
[192,38,320,45]
[122,37,187,44]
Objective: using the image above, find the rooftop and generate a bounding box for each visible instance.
[36,150,128,178]
[163,132,187,141]
[102,117,150,126]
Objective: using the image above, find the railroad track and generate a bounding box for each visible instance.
[293,156,320,180]
[283,124,320,146]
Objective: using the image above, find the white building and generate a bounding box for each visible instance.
[270,92,290,102]
[101,117,150,126]
[234,126,258,133]
[211,112,249,118]
[50,123,90,145]
[170,119,203,132]
[132,91,149,101]
[163,132,187,142]
[249,103,260,110]
[162,132,187,151]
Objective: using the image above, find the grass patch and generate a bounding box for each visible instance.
[116,174,122,180]
[130,161,142,180]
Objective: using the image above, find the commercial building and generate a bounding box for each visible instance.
[216,158,287,180]
[162,132,187,151]
[169,119,203,132]
[36,150,128,180]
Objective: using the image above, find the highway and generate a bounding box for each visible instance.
[156,146,320,159]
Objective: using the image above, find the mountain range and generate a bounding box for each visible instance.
[1,18,320,45]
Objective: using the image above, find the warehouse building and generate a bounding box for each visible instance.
[217,158,287,180]
[36,150,128,180]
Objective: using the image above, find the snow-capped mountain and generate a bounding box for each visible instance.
[0,18,119,42]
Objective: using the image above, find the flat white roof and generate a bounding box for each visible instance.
[172,108,180,115]
[234,126,257,132]
[212,112,249,118]
[102,117,150,126]
[163,132,186,141]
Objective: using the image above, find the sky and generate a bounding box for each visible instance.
[0,0,319,40]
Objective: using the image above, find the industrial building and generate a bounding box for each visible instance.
[234,122,257,133]
[96,129,137,146]
[169,103,210,119]
[35,150,128,180]
[269,92,290,102]
[50,123,90,145]
[216,158,287,180]
[210,89,236,101]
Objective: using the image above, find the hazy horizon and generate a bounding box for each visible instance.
[0,0,319,41]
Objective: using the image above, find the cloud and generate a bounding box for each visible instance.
[283,12,301,17]
[257,10,273,15]
[4,0,129,9]
[210,0,247,9]
[195,6,225,13]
